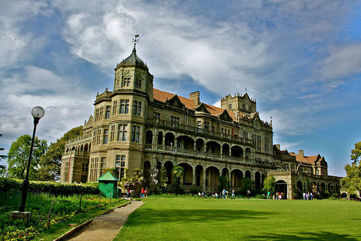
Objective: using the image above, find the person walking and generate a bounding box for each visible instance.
[247,189,251,199]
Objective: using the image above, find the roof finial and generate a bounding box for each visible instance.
[132,34,140,52]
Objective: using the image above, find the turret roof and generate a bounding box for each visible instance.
[115,48,148,71]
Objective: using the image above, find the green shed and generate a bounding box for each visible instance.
[98,171,118,198]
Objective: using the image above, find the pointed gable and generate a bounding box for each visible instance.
[218,110,233,121]
[152,88,235,121]
[195,103,210,113]
[166,95,185,108]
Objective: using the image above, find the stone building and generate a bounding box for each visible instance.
[60,45,340,199]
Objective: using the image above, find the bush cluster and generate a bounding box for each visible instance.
[0,178,99,196]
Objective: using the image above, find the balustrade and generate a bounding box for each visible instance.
[146,119,253,146]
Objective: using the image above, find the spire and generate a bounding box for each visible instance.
[115,34,148,71]
[132,34,140,52]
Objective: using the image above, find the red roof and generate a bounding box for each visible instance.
[289,152,320,165]
[153,88,234,119]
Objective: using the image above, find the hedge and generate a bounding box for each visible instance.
[0,178,99,196]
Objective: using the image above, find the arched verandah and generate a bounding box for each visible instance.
[179,163,193,185]
[231,169,243,191]
[206,166,220,192]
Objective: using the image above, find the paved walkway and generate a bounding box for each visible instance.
[69,201,143,241]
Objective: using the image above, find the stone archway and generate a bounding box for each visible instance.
[164,161,173,184]
[179,163,193,185]
[231,146,243,159]
[206,166,220,192]
[231,169,243,191]
[196,139,205,152]
[195,165,203,187]
[275,180,287,199]
[245,170,251,179]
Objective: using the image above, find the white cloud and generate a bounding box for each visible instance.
[0,66,93,148]
[57,0,289,99]
[0,0,50,69]
[320,43,361,80]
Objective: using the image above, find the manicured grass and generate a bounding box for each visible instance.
[115,195,361,241]
[0,190,128,241]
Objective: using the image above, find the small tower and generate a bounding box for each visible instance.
[221,92,256,114]
[113,35,154,100]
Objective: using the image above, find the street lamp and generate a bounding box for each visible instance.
[19,106,45,212]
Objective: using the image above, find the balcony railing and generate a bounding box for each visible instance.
[146,119,254,146]
[143,144,265,166]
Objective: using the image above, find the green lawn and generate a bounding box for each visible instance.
[115,195,361,241]
[0,190,128,241]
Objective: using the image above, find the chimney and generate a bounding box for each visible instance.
[189,91,200,106]
[298,149,304,157]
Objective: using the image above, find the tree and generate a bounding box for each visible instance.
[172,165,184,184]
[351,141,361,164]
[39,126,83,181]
[7,135,48,179]
[263,175,276,193]
[342,142,361,198]
[218,175,230,191]
[0,133,7,177]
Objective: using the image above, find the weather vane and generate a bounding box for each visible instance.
[132,34,140,50]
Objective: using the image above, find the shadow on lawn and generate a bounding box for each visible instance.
[127,208,275,225]
[246,232,359,241]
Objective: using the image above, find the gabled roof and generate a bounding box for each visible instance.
[152,88,265,125]
[289,152,321,165]
[195,103,210,113]
[166,95,186,108]
[153,88,230,119]
[98,171,118,181]
[218,110,233,121]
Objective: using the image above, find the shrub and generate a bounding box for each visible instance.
[189,186,202,195]
[255,194,266,199]
[167,183,185,194]
[0,178,99,196]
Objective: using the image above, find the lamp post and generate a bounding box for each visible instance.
[19,106,45,212]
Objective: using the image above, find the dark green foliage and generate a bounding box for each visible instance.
[0,178,99,196]
[218,175,230,191]
[39,126,83,181]
[189,186,202,195]
[167,183,185,194]
[7,135,48,179]
[0,189,127,241]
[263,175,276,193]
[240,178,254,194]
[342,141,361,197]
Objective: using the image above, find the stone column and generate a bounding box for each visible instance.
[203,168,207,191]
[192,166,196,185]
[152,130,157,149]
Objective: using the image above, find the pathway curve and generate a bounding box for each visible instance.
[69,201,143,241]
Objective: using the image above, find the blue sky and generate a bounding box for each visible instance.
[1,0,361,176]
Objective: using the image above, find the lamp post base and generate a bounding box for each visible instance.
[10,211,32,225]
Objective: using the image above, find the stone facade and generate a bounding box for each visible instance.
[60,46,341,199]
